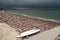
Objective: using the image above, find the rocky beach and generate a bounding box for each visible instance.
[0,10,60,40]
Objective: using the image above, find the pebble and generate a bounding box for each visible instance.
[0,10,60,33]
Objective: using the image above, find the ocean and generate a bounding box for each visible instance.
[7,10,60,21]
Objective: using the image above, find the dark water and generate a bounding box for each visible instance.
[7,10,60,21]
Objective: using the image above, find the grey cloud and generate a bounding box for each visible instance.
[0,0,60,8]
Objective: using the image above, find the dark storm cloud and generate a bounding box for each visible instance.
[0,0,60,8]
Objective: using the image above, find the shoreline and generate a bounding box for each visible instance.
[0,10,60,33]
[0,10,60,40]
[20,14,60,23]
[6,10,60,23]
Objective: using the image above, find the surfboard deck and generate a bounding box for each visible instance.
[16,29,40,38]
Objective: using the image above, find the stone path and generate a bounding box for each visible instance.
[24,26,60,40]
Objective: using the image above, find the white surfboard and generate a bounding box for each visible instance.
[16,29,40,38]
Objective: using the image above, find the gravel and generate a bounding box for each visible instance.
[0,10,60,40]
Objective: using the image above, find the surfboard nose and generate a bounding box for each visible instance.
[16,35,21,38]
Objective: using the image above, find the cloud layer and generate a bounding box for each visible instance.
[0,0,60,8]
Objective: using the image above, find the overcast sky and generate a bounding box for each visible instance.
[0,0,60,8]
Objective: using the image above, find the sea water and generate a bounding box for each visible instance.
[7,10,60,21]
